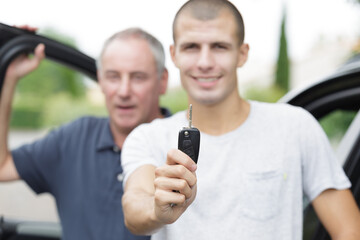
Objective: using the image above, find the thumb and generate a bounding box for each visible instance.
[27,43,45,72]
[34,43,45,62]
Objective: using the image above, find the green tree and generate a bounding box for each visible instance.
[275,9,290,92]
[244,9,290,103]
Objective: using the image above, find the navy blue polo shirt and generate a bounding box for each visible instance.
[12,109,170,240]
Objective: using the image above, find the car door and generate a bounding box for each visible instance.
[280,55,360,240]
[0,22,97,240]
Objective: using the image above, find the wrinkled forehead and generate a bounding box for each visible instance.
[101,38,157,70]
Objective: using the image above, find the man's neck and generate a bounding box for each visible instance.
[110,125,129,149]
[190,94,250,136]
[110,108,165,148]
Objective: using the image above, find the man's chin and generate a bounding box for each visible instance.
[111,118,140,132]
[189,93,222,106]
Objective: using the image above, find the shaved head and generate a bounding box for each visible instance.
[172,0,245,45]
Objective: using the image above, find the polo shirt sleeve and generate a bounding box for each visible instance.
[12,126,63,194]
[300,109,351,202]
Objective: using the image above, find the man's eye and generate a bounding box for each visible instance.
[107,75,119,79]
[132,74,147,81]
[105,74,120,82]
[214,44,227,49]
[183,44,198,50]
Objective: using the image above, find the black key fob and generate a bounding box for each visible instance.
[178,104,200,163]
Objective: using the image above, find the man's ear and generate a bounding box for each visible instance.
[170,44,178,68]
[237,43,249,68]
[159,68,168,95]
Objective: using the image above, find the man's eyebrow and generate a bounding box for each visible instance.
[212,41,233,47]
[179,42,198,48]
[104,70,119,75]
[131,71,148,75]
[179,41,233,48]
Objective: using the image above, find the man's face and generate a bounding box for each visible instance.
[98,38,167,134]
[171,11,248,106]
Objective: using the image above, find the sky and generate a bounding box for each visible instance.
[1,0,359,88]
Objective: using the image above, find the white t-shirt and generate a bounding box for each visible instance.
[122,101,350,240]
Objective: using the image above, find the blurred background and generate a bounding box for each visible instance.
[0,0,360,223]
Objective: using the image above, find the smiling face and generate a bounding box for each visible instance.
[171,10,248,106]
[98,37,167,135]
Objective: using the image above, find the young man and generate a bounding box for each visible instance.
[121,1,360,239]
[0,27,169,240]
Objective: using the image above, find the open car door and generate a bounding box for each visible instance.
[280,54,360,240]
[0,22,96,240]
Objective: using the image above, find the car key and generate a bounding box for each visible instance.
[178,104,200,163]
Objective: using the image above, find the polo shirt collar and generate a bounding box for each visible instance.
[96,107,171,151]
[161,107,172,118]
[96,119,116,151]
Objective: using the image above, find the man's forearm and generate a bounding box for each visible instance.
[0,76,16,168]
[334,215,360,240]
[0,45,44,179]
[122,189,164,235]
[0,75,21,181]
[334,231,360,240]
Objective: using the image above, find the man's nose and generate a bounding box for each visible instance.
[117,76,131,98]
[197,47,214,72]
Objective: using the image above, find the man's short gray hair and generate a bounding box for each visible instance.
[97,27,166,78]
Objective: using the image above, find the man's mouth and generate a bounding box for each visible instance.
[196,77,219,83]
[192,76,221,88]
[119,106,133,109]
[116,105,135,111]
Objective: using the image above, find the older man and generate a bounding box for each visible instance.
[0,27,169,240]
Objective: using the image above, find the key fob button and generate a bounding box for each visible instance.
[184,147,194,156]
[183,140,192,148]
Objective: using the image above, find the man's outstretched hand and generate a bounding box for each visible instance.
[154,149,197,224]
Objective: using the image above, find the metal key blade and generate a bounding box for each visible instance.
[189,104,192,128]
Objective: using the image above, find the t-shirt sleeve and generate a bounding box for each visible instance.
[300,110,351,202]
[12,127,62,194]
[122,124,164,188]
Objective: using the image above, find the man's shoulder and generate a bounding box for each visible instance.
[248,101,319,133]
[62,116,108,128]
[251,100,311,119]
[146,110,185,128]
[53,116,108,137]
[129,111,185,138]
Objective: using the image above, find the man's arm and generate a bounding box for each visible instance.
[312,188,360,240]
[122,149,197,235]
[0,43,45,181]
